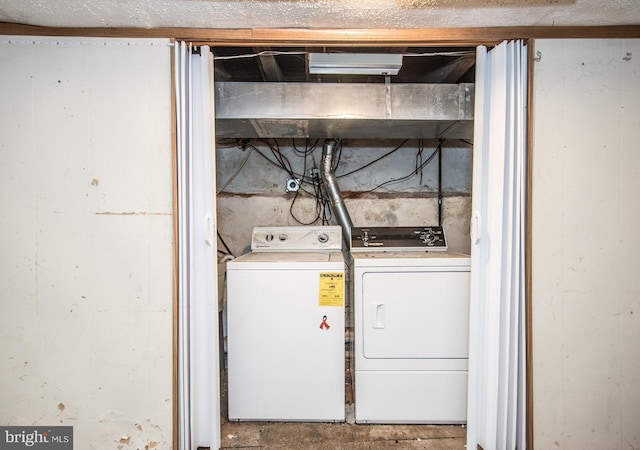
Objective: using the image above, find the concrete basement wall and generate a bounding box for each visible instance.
[216,139,473,256]
[0,37,173,448]
[532,38,640,449]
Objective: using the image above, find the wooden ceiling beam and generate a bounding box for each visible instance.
[3,22,640,46]
[419,54,477,83]
[253,47,285,82]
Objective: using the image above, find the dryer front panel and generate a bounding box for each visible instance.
[359,269,470,360]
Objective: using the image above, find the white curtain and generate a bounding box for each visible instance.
[467,40,527,450]
[175,42,220,450]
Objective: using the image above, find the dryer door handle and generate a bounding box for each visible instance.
[372,303,386,329]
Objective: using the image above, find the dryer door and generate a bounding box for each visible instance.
[360,269,470,359]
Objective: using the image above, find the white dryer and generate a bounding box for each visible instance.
[351,226,470,424]
[226,226,345,422]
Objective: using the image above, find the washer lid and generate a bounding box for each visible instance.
[227,251,345,271]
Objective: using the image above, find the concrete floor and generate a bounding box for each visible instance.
[219,381,466,449]
[219,332,467,449]
[220,420,466,449]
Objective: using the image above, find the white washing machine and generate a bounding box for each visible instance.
[226,226,345,422]
[351,226,470,424]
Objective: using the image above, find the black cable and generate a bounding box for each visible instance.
[292,138,320,156]
[241,138,332,225]
[319,178,332,225]
[438,139,444,226]
[262,139,295,179]
[316,167,333,225]
[215,138,241,148]
[289,146,320,225]
[287,138,333,225]
[251,139,314,193]
[249,141,317,199]
[332,139,343,171]
[363,143,441,194]
[336,139,409,178]
[415,139,424,185]
[217,230,234,257]
[249,143,286,170]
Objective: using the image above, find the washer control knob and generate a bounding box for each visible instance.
[265,234,274,242]
[318,233,329,243]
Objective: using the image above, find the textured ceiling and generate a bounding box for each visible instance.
[0,0,638,29]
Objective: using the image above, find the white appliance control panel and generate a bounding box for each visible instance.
[251,226,343,252]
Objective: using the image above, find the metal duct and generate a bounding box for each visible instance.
[215,82,474,139]
[321,139,353,248]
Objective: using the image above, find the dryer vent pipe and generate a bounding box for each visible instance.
[321,139,353,248]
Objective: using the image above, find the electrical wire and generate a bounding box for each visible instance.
[289,144,313,225]
[216,138,243,148]
[216,136,333,232]
[403,51,475,58]
[213,50,307,61]
[242,138,329,225]
[437,138,443,226]
[254,140,322,198]
[288,139,332,225]
[292,138,320,156]
[415,139,424,185]
[332,139,343,172]
[217,230,234,257]
[217,143,254,194]
[363,140,443,193]
[262,139,294,178]
[227,138,453,224]
[212,50,474,62]
[336,139,409,178]
[249,142,306,186]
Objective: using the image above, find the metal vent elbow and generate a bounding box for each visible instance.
[321,139,353,247]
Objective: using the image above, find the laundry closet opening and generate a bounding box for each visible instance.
[211,44,476,446]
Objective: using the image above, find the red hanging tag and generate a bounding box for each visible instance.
[319,315,330,330]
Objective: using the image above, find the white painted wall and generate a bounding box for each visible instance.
[532,38,640,449]
[0,37,173,449]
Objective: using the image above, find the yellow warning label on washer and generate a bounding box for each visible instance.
[318,272,344,307]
